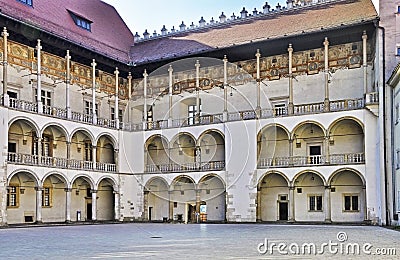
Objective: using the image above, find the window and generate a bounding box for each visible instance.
[309,195,323,211]
[397,47,400,56]
[41,135,53,157]
[84,141,93,161]
[42,187,52,207]
[188,104,201,125]
[344,194,359,211]
[17,0,32,7]
[84,101,98,116]
[7,185,19,207]
[34,89,52,107]
[398,6,400,13]
[69,12,92,31]
[111,107,123,122]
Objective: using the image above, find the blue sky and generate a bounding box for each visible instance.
[103,0,280,36]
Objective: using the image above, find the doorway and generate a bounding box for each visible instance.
[188,204,195,223]
[149,207,153,221]
[278,202,288,221]
[309,145,322,164]
[87,203,92,220]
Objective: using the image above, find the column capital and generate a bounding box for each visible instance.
[65,50,71,60]
[288,43,293,53]
[223,55,228,63]
[64,187,73,192]
[114,148,119,153]
[195,59,200,68]
[143,69,148,78]
[36,39,42,50]
[127,72,132,80]
[323,37,329,46]
[2,27,9,37]
[90,189,98,193]
[362,30,367,40]
[324,185,331,189]
[255,49,261,58]
[114,67,119,76]
[168,65,173,73]
[35,186,44,191]
[91,59,97,67]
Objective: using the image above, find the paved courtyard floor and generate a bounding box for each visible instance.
[0,223,399,259]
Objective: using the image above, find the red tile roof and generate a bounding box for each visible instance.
[0,0,134,62]
[130,0,378,65]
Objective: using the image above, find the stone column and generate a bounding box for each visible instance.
[114,191,120,221]
[168,65,173,126]
[37,137,42,164]
[288,44,294,115]
[288,186,295,222]
[169,191,174,221]
[255,49,261,117]
[35,186,43,223]
[65,50,71,119]
[36,39,43,114]
[114,67,120,129]
[324,136,330,164]
[65,188,72,222]
[195,60,200,124]
[66,141,71,167]
[91,189,98,221]
[289,139,294,166]
[143,70,148,130]
[2,27,9,105]
[223,55,228,122]
[92,146,97,170]
[91,59,97,124]
[143,190,149,220]
[324,186,331,223]
[195,189,201,223]
[363,186,367,221]
[114,149,119,172]
[362,31,368,95]
[256,187,261,221]
[323,37,330,112]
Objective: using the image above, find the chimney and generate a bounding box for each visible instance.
[199,16,206,27]
[143,29,149,39]
[134,32,140,42]
[240,7,248,18]
[219,12,226,23]
[252,8,258,16]
[287,0,294,9]
[161,25,167,36]
[171,26,176,33]
[276,3,282,11]
[152,30,157,37]
[231,13,236,20]
[210,17,215,24]
[263,2,271,13]
[179,21,186,31]
[190,22,195,29]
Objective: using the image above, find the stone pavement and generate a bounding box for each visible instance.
[0,223,398,259]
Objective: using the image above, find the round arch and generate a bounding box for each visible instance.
[7,169,40,187]
[41,122,70,140]
[145,134,170,149]
[8,116,40,138]
[96,176,119,191]
[95,132,118,149]
[258,123,290,140]
[198,173,226,189]
[70,174,95,189]
[145,176,170,190]
[328,168,366,187]
[290,120,327,140]
[327,116,364,134]
[41,171,69,186]
[258,170,290,187]
[170,132,197,146]
[292,169,327,186]
[197,129,225,146]
[69,128,95,145]
[170,175,196,189]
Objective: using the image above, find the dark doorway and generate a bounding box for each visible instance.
[309,145,321,164]
[279,202,288,221]
[8,142,16,153]
[87,203,92,220]
[188,204,195,223]
[149,207,153,221]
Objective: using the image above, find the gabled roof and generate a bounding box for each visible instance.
[130,0,378,65]
[0,0,134,63]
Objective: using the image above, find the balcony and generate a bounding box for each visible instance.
[145,161,225,173]
[7,152,117,173]
[257,153,365,168]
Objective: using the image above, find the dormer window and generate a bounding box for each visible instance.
[17,0,33,7]
[69,11,92,31]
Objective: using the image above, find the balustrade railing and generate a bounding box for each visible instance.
[145,160,225,173]
[330,153,365,164]
[365,92,379,104]
[294,102,324,115]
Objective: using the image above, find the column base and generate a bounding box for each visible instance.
[324,219,332,224]
[288,219,295,223]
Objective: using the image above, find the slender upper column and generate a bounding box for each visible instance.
[288,44,294,115]
[114,67,120,129]
[143,69,148,128]
[195,60,200,124]
[127,72,132,124]
[168,65,173,124]
[36,39,43,113]
[91,59,97,123]
[2,27,9,105]
[65,188,72,222]
[255,49,261,115]
[65,50,72,119]
[92,145,97,170]
[362,31,368,95]
[91,189,97,221]
[66,141,71,167]
[223,55,228,121]
[323,37,330,112]
[35,186,43,223]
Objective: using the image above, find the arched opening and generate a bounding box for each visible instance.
[257,125,290,167]
[257,172,289,221]
[198,175,226,222]
[7,171,39,224]
[170,176,196,223]
[293,171,325,222]
[41,174,68,222]
[96,135,116,172]
[41,125,68,167]
[198,130,225,171]
[144,177,169,221]
[145,135,169,172]
[170,133,196,170]
[8,119,39,165]
[70,130,94,170]
[97,178,116,221]
[329,119,365,164]
[329,170,365,222]
[292,122,325,166]
[71,176,94,221]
